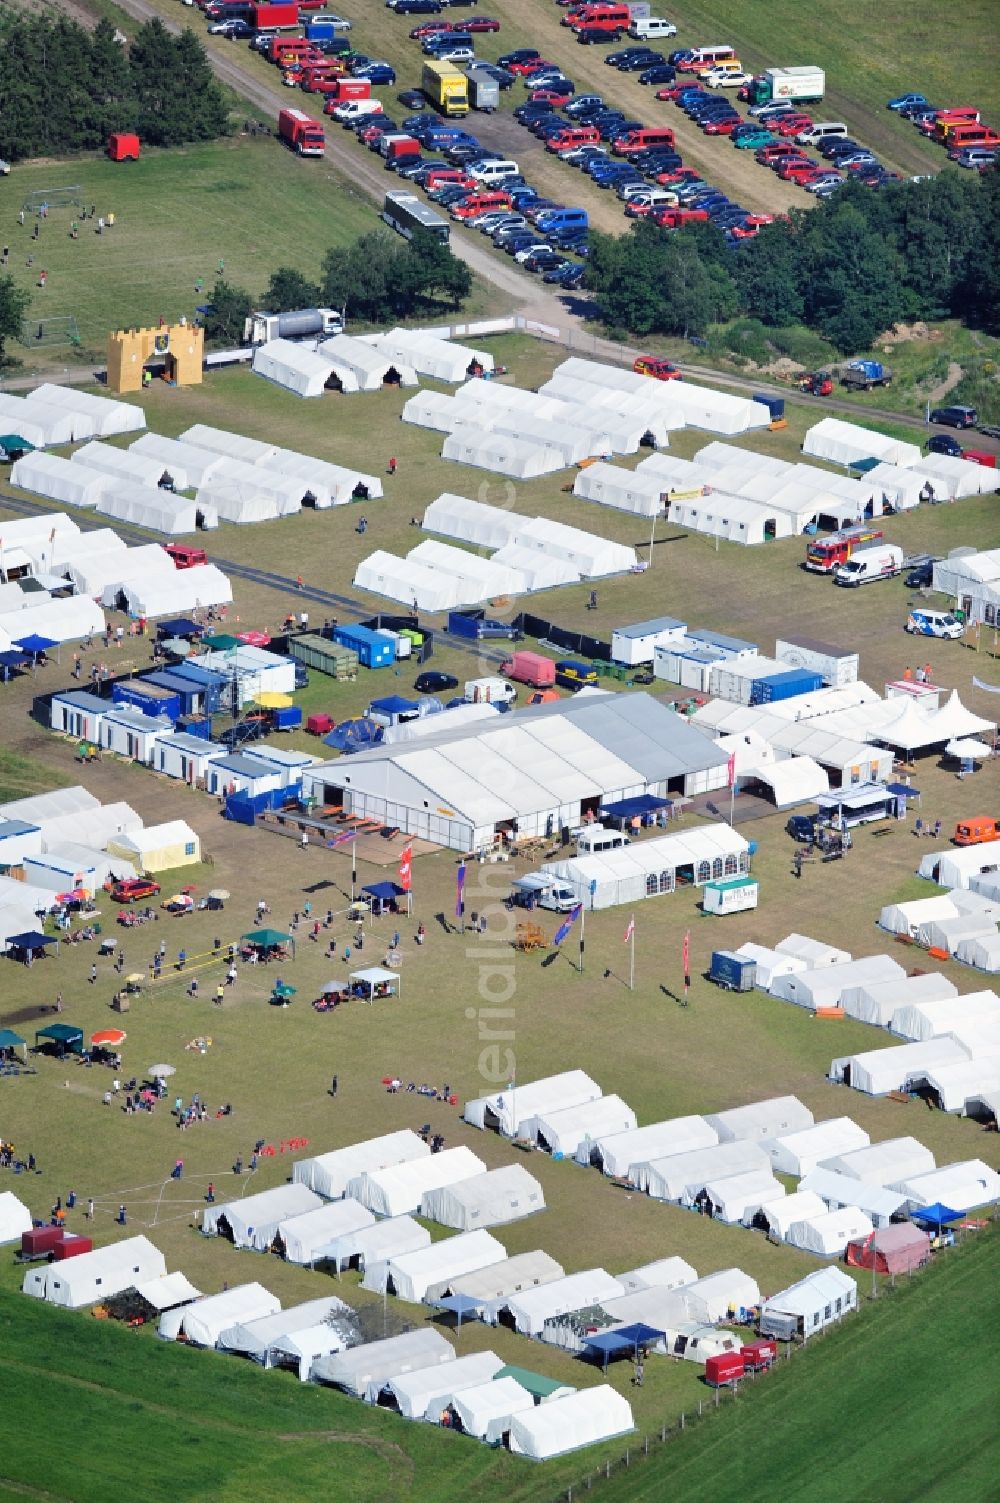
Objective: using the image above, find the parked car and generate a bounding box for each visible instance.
[634,354,681,379]
[929,405,978,429]
[353,62,396,83]
[464,14,500,29]
[786,814,816,844]
[639,64,676,85]
[888,92,928,111]
[415,670,458,693]
[110,877,162,903]
[927,433,963,456]
[577,26,622,43]
[903,558,939,588]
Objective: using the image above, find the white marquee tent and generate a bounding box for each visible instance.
[401,390,464,433]
[386,1350,504,1421]
[492,412,610,468]
[891,1159,1000,1212]
[422,494,521,550]
[180,423,277,466]
[798,1168,908,1228]
[129,433,229,490]
[803,417,922,468]
[97,485,217,535]
[449,1376,536,1442]
[132,1272,202,1314]
[841,971,958,1028]
[318,334,417,391]
[498,1269,625,1337]
[959,933,1000,972]
[121,565,233,619]
[421,1165,545,1231]
[753,1190,827,1241]
[702,1168,784,1224]
[442,429,566,479]
[406,539,528,600]
[542,824,750,910]
[0,594,105,646]
[160,1283,280,1346]
[580,1115,718,1176]
[277,1199,376,1265]
[314,1330,454,1399]
[428,1250,565,1311]
[769,955,905,1011]
[528,1096,637,1158]
[573,462,668,518]
[640,1141,770,1203]
[10,451,114,510]
[465,1071,603,1138]
[617,1257,698,1294]
[918,846,1000,891]
[23,1236,166,1308]
[829,1037,971,1095]
[0,1192,32,1244]
[517,516,638,578]
[362,327,492,383]
[323,1215,430,1273]
[788,1207,873,1256]
[197,458,304,522]
[764,1118,870,1178]
[917,454,997,498]
[705,1095,814,1143]
[508,1386,634,1460]
[293,1130,430,1200]
[218,1296,349,1366]
[732,943,808,992]
[775,933,852,968]
[361,1227,506,1303]
[258,448,382,506]
[489,544,581,590]
[0,393,84,445]
[681,1268,761,1324]
[354,550,464,613]
[347,1146,486,1218]
[201,1183,322,1251]
[70,441,167,490]
[877,894,962,940]
[32,385,145,437]
[672,493,796,546]
[763,1267,857,1337]
[252,338,347,398]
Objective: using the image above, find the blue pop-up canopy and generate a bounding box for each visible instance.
[14,634,57,655]
[910,1202,963,1229]
[600,794,670,822]
[432,1293,482,1333]
[582,1332,636,1372]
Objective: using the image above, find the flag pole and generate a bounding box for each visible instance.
[629,924,635,992]
[351,839,357,902]
[579,905,585,974]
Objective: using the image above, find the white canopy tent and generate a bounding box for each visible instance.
[819,1133,933,1182]
[548,358,768,435]
[258,448,382,506]
[318,334,417,391]
[0,594,105,646]
[573,462,668,518]
[449,1376,535,1442]
[681,1269,761,1324]
[132,1272,202,1313]
[362,327,492,383]
[10,451,114,509]
[129,433,229,490]
[252,338,345,398]
[542,825,750,911]
[769,955,905,1011]
[0,1192,32,1244]
[803,417,922,468]
[293,1130,430,1200]
[421,493,522,550]
[702,1168,784,1224]
[671,492,796,546]
[891,1159,1000,1212]
[763,1268,857,1337]
[23,1236,166,1308]
[428,1250,565,1311]
[841,972,958,1027]
[160,1283,280,1346]
[270,1323,350,1383]
[401,390,465,433]
[492,412,610,468]
[386,1350,504,1421]
[732,943,808,992]
[197,459,304,523]
[918,846,1000,891]
[640,1141,770,1203]
[201,1183,322,1250]
[179,423,277,466]
[508,1385,634,1460]
[420,1166,545,1231]
[829,1037,971,1095]
[498,1269,625,1337]
[959,933,1000,972]
[97,485,217,534]
[0,393,85,445]
[120,565,233,619]
[528,1096,637,1158]
[798,1168,908,1228]
[353,550,464,613]
[70,441,167,490]
[704,1095,814,1143]
[788,1207,874,1256]
[323,1215,430,1273]
[580,1115,718,1176]
[218,1296,350,1365]
[347,1146,486,1218]
[742,756,829,807]
[277,1200,376,1265]
[877,894,961,940]
[513,517,638,578]
[442,429,567,479]
[764,1118,870,1177]
[861,461,936,509]
[465,1070,602,1138]
[775,934,851,968]
[922,914,997,956]
[489,544,581,590]
[916,454,998,498]
[617,1256,698,1294]
[753,1190,828,1241]
[32,385,144,437]
[313,1330,454,1400]
[406,539,528,601]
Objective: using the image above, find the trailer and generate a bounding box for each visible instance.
[709,950,757,991]
[841,360,893,391]
[774,635,859,688]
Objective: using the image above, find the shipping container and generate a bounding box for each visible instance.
[774,635,859,688]
[52,1234,94,1261]
[705,1352,745,1387]
[333,623,396,669]
[112,679,183,722]
[748,667,823,705]
[709,950,757,991]
[288,632,359,679]
[21,1226,64,1259]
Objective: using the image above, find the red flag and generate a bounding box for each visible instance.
[727,751,736,787]
[682,930,690,975]
[398,842,412,892]
[624,915,635,944]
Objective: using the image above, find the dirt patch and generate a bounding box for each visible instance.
[927,360,964,403]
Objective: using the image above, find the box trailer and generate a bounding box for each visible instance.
[704,878,759,916]
[466,67,500,112]
[709,950,756,990]
[774,636,859,688]
[252,2,300,30]
[748,667,823,705]
[705,1353,744,1388]
[746,66,825,107]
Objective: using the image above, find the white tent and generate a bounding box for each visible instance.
[257,448,382,506]
[829,1038,971,1094]
[364,327,492,383]
[765,1118,870,1177]
[581,1115,718,1176]
[387,1350,504,1421]
[293,1130,429,1200]
[406,539,528,601]
[0,594,105,646]
[39,799,141,851]
[841,972,958,1027]
[65,541,163,599]
[891,1159,1000,1212]
[788,1207,873,1256]
[324,1215,430,1273]
[97,485,217,535]
[743,755,829,806]
[218,1296,349,1365]
[449,1376,535,1442]
[252,338,344,398]
[923,914,997,956]
[493,412,610,468]
[775,934,852,968]
[32,385,144,437]
[420,1166,545,1231]
[508,1386,633,1460]
[0,393,84,445]
[179,423,277,466]
[318,333,418,391]
[770,955,905,1011]
[959,933,1000,972]
[529,1096,637,1158]
[860,461,935,509]
[120,565,232,619]
[201,1183,322,1251]
[753,1190,828,1240]
[0,1192,32,1244]
[10,451,113,509]
[23,1236,166,1308]
[270,1323,350,1383]
[798,1168,908,1228]
[877,895,961,939]
[348,1146,486,1218]
[363,1228,506,1303]
[465,1070,602,1138]
[704,1096,814,1144]
[197,459,304,523]
[682,1268,761,1323]
[573,462,668,518]
[617,1257,698,1294]
[542,825,749,911]
[442,429,566,479]
[921,1058,1000,1114]
[401,390,466,433]
[132,1272,202,1313]
[702,1168,784,1224]
[919,845,1000,892]
[489,544,581,590]
[421,493,521,550]
[430,1250,565,1311]
[764,1268,857,1338]
[160,1282,280,1346]
[822,1138,936,1190]
[354,550,464,613]
[499,1269,625,1338]
[672,492,796,546]
[129,433,229,490]
[732,943,808,992]
[277,1199,376,1264]
[70,441,166,490]
[314,1330,454,1399]
[516,516,637,578]
[641,1141,770,1203]
[803,417,922,468]
[916,454,998,498]
[890,990,1000,1043]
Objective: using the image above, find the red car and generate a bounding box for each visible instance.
[778,160,821,181]
[654,167,701,185]
[110,877,162,904]
[655,85,686,101]
[508,57,555,75]
[729,224,759,239]
[410,21,452,36]
[742,211,774,226]
[702,117,740,135]
[634,354,682,379]
[774,114,812,137]
[529,87,574,105]
[465,15,501,30]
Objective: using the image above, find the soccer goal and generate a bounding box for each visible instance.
[19,316,83,348]
[21,185,84,214]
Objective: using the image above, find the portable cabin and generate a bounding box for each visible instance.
[288,633,359,679]
[152,731,226,785]
[0,817,43,868]
[106,821,201,873]
[112,678,183,724]
[332,624,395,669]
[48,690,108,744]
[98,707,174,763]
[167,661,231,714]
[205,754,284,799]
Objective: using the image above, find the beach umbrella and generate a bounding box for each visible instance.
[255,691,293,708]
[945,737,992,760]
[238,630,271,647]
[92,1028,126,1047]
[149,1063,175,1078]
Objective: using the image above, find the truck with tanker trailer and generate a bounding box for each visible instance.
[243,307,344,345]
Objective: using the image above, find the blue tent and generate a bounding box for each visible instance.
[582,1332,635,1372]
[323,717,382,754]
[0,649,29,681]
[910,1203,963,1229]
[14,634,57,655]
[599,794,670,823]
[6,931,57,953]
[431,1293,482,1333]
[156,618,204,639]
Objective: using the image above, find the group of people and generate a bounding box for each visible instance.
[903,663,933,683]
[1,1141,36,1173]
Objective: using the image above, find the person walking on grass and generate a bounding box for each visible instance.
[330,1075,338,1098]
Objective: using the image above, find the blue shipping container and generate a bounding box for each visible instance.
[112,682,182,722]
[709,950,756,992]
[749,668,823,706]
[333,624,396,669]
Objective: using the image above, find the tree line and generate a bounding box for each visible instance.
[204,230,473,344]
[586,171,1000,353]
[0,15,230,161]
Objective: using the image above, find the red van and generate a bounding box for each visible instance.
[164,544,208,569]
[565,2,630,30]
[613,126,675,155]
[547,125,601,152]
[451,190,513,220]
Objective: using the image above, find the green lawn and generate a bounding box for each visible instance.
[0,745,71,805]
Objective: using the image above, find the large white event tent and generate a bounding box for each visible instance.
[829,1037,972,1095]
[354,550,464,613]
[548,357,769,436]
[878,894,962,941]
[179,423,277,465]
[70,441,166,491]
[0,1192,31,1245]
[497,1269,625,1337]
[258,448,382,506]
[490,412,610,468]
[314,1330,454,1399]
[669,492,796,546]
[572,462,668,518]
[527,1096,637,1158]
[508,1386,634,1460]
[541,825,750,910]
[892,1159,1000,1212]
[401,390,465,433]
[753,1190,828,1241]
[639,1141,770,1202]
[763,1118,870,1178]
[508,516,637,577]
[386,1351,504,1421]
[422,493,521,550]
[705,1095,814,1143]
[582,1115,718,1176]
[919,455,997,498]
[803,416,922,468]
[201,1183,322,1251]
[442,429,567,479]
[775,934,851,968]
[196,460,304,523]
[217,1296,350,1366]
[0,393,85,445]
[680,1269,761,1323]
[10,451,114,509]
[787,1207,874,1257]
[0,595,104,647]
[70,543,175,603]
[732,943,808,992]
[490,544,581,590]
[129,434,229,490]
[318,333,418,391]
[324,1215,430,1274]
[427,1250,565,1310]
[121,565,233,619]
[769,955,906,1011]
[347,1146,486,1218]
[465,1070,602,1138]
[252,338,345,398]
[918,846,1000,891]
[764,1268,857,1338]
[22,1236,166,1308]
[702,1168,784,1224]
[618,1256,698,1294]
[97,485,217,534]
[841,972,958,1028]
[277,1200,376,1265]
[407,539,528,599]
[959,933,1000,972]
[293,1130,430,1200]
[160,1283,280,1346]
[421,1165,545,1230]
[32,384,145,437]
[798,1168,907,1227]
[362,1228,507,1302]
[362,327,492,382]
[449,1377,536,1442]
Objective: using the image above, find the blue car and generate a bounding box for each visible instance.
[887,92,927,111]
[354,63,396,84]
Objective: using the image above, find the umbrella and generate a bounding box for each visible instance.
[149,1063,175,1078]
[14,633,57,655]
[163,893,194,910]
[272,981,296,999]
[238,630,271,647]
[208,889,230,901]
[945,737,992,760]
[255,691,293,709]
[56,888,89,905]
[159,637,192,657]
[92,1028,126,1047]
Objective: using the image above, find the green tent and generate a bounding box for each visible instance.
[242,928,294,951]
[0,435,34,461]
[495,1365,570,1400]
[203,634,241,652]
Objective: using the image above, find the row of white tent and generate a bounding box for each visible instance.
[354,540,530,613]
[933,548,1000,625]
[917,845,1000,893]
[420,491,637,584]
[880,890,1000,973]
[804,417,995,497]
[254,328,498,398]
[0,385,144,447]
[539,823,751,910]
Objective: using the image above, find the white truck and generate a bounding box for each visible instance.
[745,66,825,110]
[242,307,343,346]
[834,543,904,588]
[465,676,517,706]
[511,875,578,912]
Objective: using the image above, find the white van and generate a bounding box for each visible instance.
[796,121,848,145]
[575,825,630,855]
[627,16,677,39]
[905,608,965,640]
[465,676,517,705]
[332,98,384,124]
[468,158,520,185]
